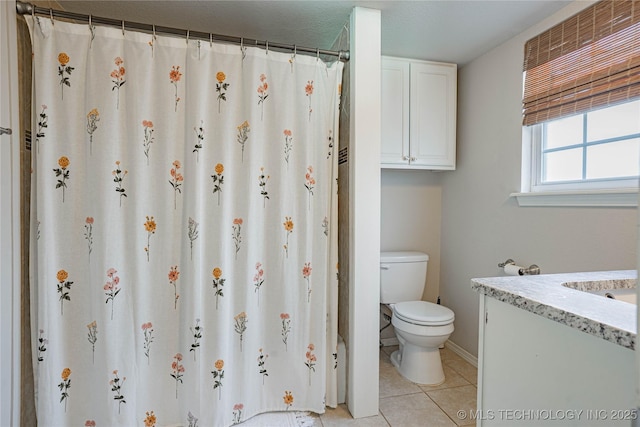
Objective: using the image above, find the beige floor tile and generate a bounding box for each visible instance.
[332,345,478,427]
[440,346,463,363]
[443,358,478,386]
[380,345,398,357]
[320,404,390,427]
[379,349,423,398]
[379,392,457,427]
[426,385,477,427]
[380,348,393,362]
[418,363,471,392]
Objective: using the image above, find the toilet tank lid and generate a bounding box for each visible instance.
[380,251,429,263]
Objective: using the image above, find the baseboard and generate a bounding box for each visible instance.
[445,340,478,367]
[380,337,399,347]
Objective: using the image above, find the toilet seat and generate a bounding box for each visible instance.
[393,301,454,326]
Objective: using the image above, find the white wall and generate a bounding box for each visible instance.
[440,0,638,357]
[381,170,442,304]
[380,170,442,343]
[347,6,381,418]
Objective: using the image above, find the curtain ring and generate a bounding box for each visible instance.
[186,29,189,44]
[121,20,125,36]
[209,33,213,48]
[49,8,54,25]
[294,45,297,59]
[33,6,41,30]
[240,37,246,61]
[316,48,320,62]
[266,40,269,54]
[150,25,156,58]
[88,14,96,48]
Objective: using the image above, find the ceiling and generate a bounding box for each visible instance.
[52,0,572,65]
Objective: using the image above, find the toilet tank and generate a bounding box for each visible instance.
[380,251,429,304]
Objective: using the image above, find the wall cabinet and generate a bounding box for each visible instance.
[381,57,457,170]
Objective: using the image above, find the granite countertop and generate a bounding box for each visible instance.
[471,270,637,350]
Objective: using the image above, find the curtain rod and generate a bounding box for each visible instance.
[15,0,350,62]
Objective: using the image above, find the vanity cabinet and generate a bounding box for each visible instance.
[477,295,634,426]
[381,56,457,170]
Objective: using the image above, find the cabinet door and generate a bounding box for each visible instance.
[381,58,410,166]
[478,296,634,426]
[409,62,457,169]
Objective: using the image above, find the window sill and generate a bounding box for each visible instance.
[510,189,639,207]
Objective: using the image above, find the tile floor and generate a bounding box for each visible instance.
[315,345,478,426]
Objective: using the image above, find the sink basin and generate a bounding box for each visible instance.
[588,288,637,304]
[562,278,637,305]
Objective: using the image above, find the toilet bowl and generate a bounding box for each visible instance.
[380,251,455,385]
[389,300,454,385]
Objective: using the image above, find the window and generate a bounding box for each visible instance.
[532,100,640,192]
[518,0,640,205]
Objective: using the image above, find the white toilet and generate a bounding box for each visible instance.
[380,251,455,385]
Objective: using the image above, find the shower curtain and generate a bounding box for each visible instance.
[27,16,342,427]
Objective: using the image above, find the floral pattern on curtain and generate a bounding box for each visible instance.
[27,16,342,427]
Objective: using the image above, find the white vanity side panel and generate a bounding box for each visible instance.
[478,296,634,426]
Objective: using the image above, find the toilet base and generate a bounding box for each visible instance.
[390,346,445,386]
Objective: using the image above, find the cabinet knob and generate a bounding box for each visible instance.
[410,157,416,162]
[402,156,409,161]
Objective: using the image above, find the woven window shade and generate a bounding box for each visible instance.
[522,0,640,126]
